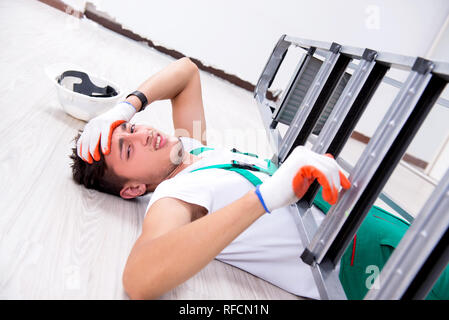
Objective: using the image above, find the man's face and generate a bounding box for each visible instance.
[104,122,183,190]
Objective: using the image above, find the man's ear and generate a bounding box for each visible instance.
[120,183,147,199]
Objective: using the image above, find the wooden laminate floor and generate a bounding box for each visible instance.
[0,0,304,300]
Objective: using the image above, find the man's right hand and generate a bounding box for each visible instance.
[256,146,351,213]
[77,102,137,163]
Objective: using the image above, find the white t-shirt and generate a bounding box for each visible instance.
[145,137,325,299]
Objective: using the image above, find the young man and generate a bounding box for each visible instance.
[71,57,350,299]
[70,58,447,300]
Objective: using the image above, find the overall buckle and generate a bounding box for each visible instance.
[231,160,259,171]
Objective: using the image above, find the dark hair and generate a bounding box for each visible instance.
[70,131,128,197]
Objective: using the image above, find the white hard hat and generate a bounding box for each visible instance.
[45,63,124,121]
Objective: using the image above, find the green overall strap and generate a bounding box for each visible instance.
[189,147,277,187]
[230,148,259,158]
[189,147,214,155]
[190,164,264,186]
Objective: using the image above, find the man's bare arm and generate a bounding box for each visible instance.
[126,57,207,145]
[122,191,265,300]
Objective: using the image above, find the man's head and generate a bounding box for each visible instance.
[70,123,184,199]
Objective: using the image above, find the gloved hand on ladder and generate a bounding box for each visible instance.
[255,146,351,213]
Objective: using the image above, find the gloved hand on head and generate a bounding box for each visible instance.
[77,102,137,163]
[255,146,351,213]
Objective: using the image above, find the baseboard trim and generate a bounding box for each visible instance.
[82,3,277,101]
[350,131,428,169]
[38,0,84,18]
[350,131,370,144]
[37,0,267,96]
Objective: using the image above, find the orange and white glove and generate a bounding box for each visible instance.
[255,146,351,213]
[77,102,137,163]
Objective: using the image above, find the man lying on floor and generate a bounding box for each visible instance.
[70,57,448,300]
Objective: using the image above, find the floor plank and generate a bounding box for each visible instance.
[0,0,303,300]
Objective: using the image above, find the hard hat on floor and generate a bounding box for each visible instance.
[45,63,124,121]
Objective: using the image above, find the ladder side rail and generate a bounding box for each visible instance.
[253,35,291,155]
[285,35,421,69]
[255,95,283,156]
[403,224,449,299]
[364,166,449,300]
[291,201,347,299]
[284,36,334,52]
[347,61,449,110]
[254,34,291,105]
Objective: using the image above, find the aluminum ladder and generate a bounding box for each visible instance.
[254,34,449,299]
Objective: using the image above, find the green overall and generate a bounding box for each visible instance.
[189,147,449,300]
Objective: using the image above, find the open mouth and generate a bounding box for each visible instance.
[153,132,165,150]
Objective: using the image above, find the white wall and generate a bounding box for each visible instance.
[425,15,449,180]
[67,0,449,84]
[63,0,449,177]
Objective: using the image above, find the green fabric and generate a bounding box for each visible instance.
[189,147,278,186]
[190,147,258,158]
[264,159,278,176]
[190,147,214,155]
[313,188,449,300]
[230,148,259,158]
